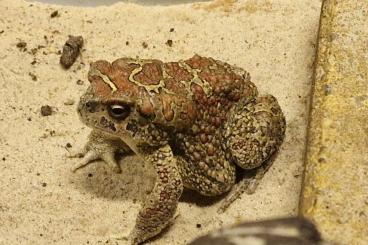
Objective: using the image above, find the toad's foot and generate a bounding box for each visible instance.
[217,153,277,214]
[70,146,121,173]
[69,130,131,173]
[110,212,180,245]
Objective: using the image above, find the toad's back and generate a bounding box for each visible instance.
[88,55,258,131]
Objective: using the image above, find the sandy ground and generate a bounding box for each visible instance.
[0,0,321,244]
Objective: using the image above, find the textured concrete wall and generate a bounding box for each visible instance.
[300,0,368,244]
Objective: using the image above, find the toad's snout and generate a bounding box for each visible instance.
[83,101,98,113]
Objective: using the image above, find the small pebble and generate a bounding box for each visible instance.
[42,183,47,187]
[16,41,27,49]
[76,79,84,85]
[170,28,174,32]
[40,105,53,116]
[324,84,332,95]
[29,72,37,81]
[50,10,59,18]
[60,35,84,69]
[64,99,75,105]
[66,143,72,148]
[142,42,148,49]
[196,223,202,228]
[31,48,38,55]
[166,40,173,47]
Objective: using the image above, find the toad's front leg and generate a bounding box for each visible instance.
[128,145,183,244]
[70,130,131,173]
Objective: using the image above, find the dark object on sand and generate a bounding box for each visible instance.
[60,35,83,69]
[40,105,53,116]
[189,217,334,245]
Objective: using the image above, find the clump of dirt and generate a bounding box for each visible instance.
[40,105,53,116]
[60,35,84,69]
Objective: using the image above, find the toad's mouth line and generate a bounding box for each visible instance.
[84,116,142,157]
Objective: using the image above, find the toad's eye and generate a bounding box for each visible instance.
[107,104,131,120]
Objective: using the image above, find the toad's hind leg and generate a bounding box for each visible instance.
[223,95,286,170]
[218,95,286,213]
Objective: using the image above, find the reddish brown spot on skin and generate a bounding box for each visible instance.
[164,78,187,96]
[135,61,163,85]
[89,61,114,98]
[90,78,112,98]
[112,58,139,71]
[138,98,155,118]
[204,126,212,134]
[213,86,222,94]
[200,134,208,143]
[191,83,205,98]
[186,104,197,121]
[186,54,213,69]
[214,117,222,127]
[207,144,215,156]
[90,59,140,100]
[165,62,193,82]
[193,152,201,160]
[228,91,241,101]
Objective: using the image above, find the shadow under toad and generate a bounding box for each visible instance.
[67,154,225,207]
[67,155,155,203]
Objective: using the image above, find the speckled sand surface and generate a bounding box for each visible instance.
[0,0,321,244]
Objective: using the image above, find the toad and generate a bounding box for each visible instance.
[72,55,286,244]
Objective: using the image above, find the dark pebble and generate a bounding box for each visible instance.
[29,72,37,81]
[40,105,53,116]
[166,39,173,47]
[60,35,84,69]
[50,10,59,18]
[16,41,27,49]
